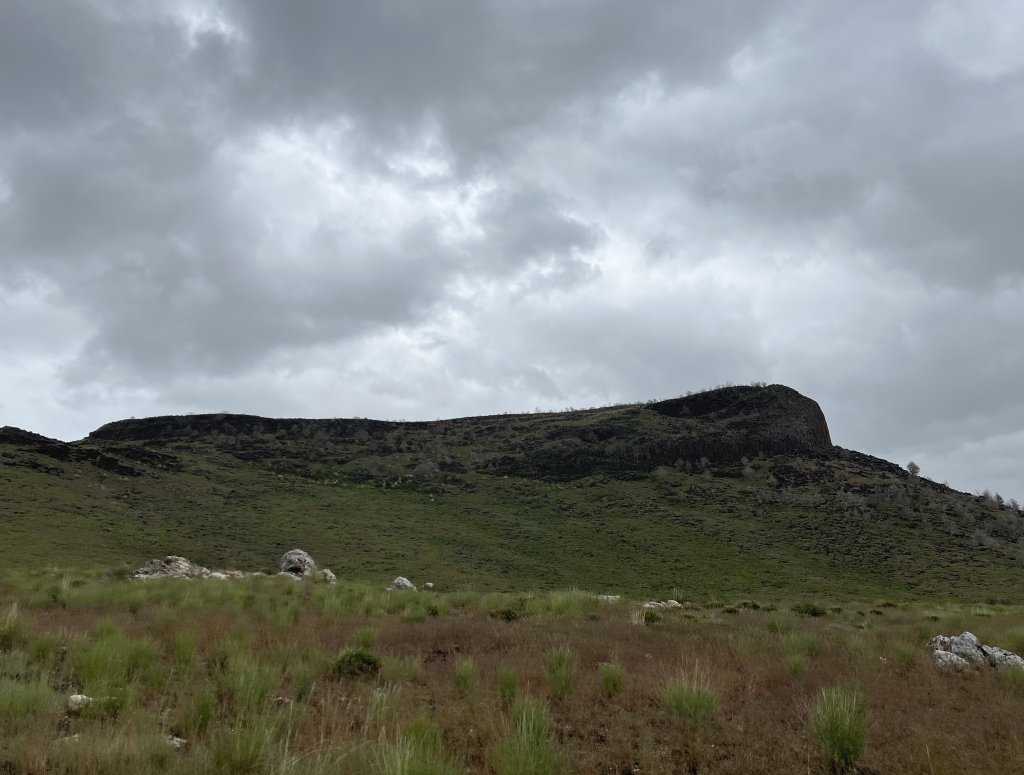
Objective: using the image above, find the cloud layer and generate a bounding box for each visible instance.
[2,1,1023,501]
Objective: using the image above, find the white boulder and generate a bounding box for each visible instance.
[318,568,337,585]
[67,694,92,712]
[132,556,210,580]
[280,549,316,577]
[931,631,1024,672]
[390,576,416,591]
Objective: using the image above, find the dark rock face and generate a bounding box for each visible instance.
[80,384,836,481]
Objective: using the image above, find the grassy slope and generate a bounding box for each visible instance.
[4,422,1024,600]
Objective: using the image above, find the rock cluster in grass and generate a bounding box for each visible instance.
[642,599,683,610]
[930,632,1024,672]
[132,550,337,583]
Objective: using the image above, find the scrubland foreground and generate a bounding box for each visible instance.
[2,573,1024,775]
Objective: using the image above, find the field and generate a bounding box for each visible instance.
[2,571,1024,775]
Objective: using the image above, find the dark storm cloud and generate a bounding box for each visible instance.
[1,0,1023,501]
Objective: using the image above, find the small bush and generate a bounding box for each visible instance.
[333,648,382,679]
[492,697,564,775]
[498,665,518,706]
[453,657,476,697]
[599,663,625,699]
[792,602,827,618]
[545,646,577,701]
[661,666,719,728]
[812,686,869,772]
[642,610,662,625]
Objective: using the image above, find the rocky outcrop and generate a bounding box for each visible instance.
[930,632,1024,672]
[390,576,416,591]
[643,600,682,610]
[280,549,316,577]
[133,556,211,580]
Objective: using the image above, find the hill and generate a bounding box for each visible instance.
[2,384,1023,599]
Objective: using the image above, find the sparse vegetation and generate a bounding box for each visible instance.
[0,574,1021,773]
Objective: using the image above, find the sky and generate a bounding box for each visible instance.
[1,1,1023,502]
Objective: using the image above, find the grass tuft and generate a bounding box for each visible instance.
[545,645,577,701]
[812,686,869,772]
[661,665,719,728]
[599,662,625,699]
[492,697,564,775]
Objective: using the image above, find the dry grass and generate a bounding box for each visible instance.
[1,573,1024,774]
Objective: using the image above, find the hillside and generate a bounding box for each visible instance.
[2,384,1023,599]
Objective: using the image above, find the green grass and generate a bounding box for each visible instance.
[661,666,719,728]
[492,698,565,775]
[545,645,577,701]
[599,662,625,698]
[332,648,382,679]
[453,657,476,698]
[812,687,869,772]
[381,655,424,684]
[4,385,1024,600]
[497,665,518,706]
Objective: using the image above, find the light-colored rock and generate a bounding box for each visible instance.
[933,651,971,672]
[665,600,682,609]
[390,576,416,591]
[280,549,316,577]
[318,568,337,585]
[68,694,92,712]
[929,632,987,666]
[132,556,211,580]
[423,582,434,590]
[167,736,188,750]
[597,594,620,603]
[277,572,302,581]
[208,572,228,580]
[931,631,1024,673]
[642,600,681,610]
[983,645,1024,672]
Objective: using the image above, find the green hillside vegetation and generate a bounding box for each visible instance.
[2,384,1023,600]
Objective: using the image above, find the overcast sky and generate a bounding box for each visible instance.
[2,1,1022,501]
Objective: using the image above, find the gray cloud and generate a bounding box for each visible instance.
[1,0,1023,502]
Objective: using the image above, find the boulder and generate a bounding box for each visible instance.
[423,582,434,590]
[167,736,188,750]
[983,645,1024,672]
[67,694,92,712]
[318,568,337,585]
[931,632,1024,672]
[934,651,971,672]
[208,572,228,581]
[390,576,416,591]
[596,594,620,603]
[132,556,210,580]
[280,549,316,577]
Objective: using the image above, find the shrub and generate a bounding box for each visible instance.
[599,663,625,699]
[792,602,827,618]
[453,657,476,697]
[492,697,564,775]
[0,677,59,726]
[332,648,382,679]
[545,646,577,701]
[498,665,518,706]
[642,610,662,625]
[812,687,868,772]
[661,666,719,728]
